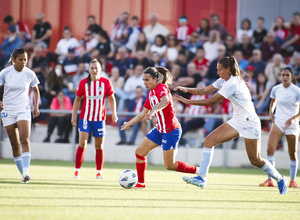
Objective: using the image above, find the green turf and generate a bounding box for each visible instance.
[0,159,299,220]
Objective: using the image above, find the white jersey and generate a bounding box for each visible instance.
[0,66,39,111]
[270,83,300,123]
[213,75,257,120]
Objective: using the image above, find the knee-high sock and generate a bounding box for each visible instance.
[96,149,104,171]
[199,147,214,180]
[14,156,23,175]
[290,160,298,181]
[75,147,85,169]
[136,153,147,184]
[261,160,282,182]
[266,155,275,180]
[176,161,197,173]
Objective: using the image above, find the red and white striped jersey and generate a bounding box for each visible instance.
[187,95,212,115]
[144,83,180,133]
[76,77,114,121]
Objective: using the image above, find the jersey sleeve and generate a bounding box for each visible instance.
[156,84,168,100]
[105,78,114,96]
[30,71,40,87]
[270,86,277,99]
[144,93,151,109]
[218,80,237,99]
[212,78,224,89]
[0,68,8,86]
[76,80,85,97]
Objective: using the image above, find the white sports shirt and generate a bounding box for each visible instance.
[213,75,257,120]
[270,83,300,123]
[0,65,39,111]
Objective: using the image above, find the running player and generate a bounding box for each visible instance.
[71,59,118,179]
[175,56,288,194]
[0,48,40,183]
[259,67,300,188]
[120,67,199,189]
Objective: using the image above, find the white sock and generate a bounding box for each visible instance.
[97,170,102,174]
[199,147,214,180]
[22,152,31,174]
[266,155,275,180]
[262,160,282,182]
[75,168,80,172]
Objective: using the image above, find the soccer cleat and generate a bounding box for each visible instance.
[133,183,146,189]
[183,175,206,189]
[277,175,288,195]
[259,179,275,187]
[96,173,105,179]
[21,172,30,183]
[289,180,298,188]
[73,171,80,179]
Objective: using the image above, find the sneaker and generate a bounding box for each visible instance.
[73,171,80,179]
[259,179,274,187]
[116,140,127,145]
[277,175,288,195]
[289,180,298,188]
[54,138,65,143]
[126,141,135,145]
[43,136,50,143]
[21,172,30,183]
[133,182,146,189]
[96,173,105,179]
[183,175,206,188]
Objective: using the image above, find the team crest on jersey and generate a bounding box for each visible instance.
[2,112,8,118]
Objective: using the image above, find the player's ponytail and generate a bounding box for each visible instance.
[219,56,244,81]
[9,48,26,64]
[281,67,297,85]
[155,66,173,86]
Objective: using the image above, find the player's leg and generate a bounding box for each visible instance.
[286,134,298,188]
[183,123,239,188]
[259,123,283,186]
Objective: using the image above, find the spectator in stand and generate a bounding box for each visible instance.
[193,46,210,79]
[260,31,281,62]
[265,53,286,86]
[3,15,31,44]
[289,53,300,84]
[175,51,188,77]
[150,34,167,57]
[42,90,73,143]
[110,11,130,48]
[207,44,226,83]
[0,26,22,70]
[92,30,112,59]
[210,14,228,42]
[62,47,80,78]
[233,50,248,71]
[164,34,180,67]
[272,16,289,46]
[236,18,253,43]
[42,63,67,109]
[248,49,266,78]
[98,55,113,76]
[27,43,49,96]
[113,46,133,79]
[184,31,202,62]
[143,13,170,44]
[63,62,89,103]
[117,86,146,145]
[110,67,124,93]
[196,18,210,44]
[24,13,52,50]
[203,30,221,61]
[125,16,142,52]
[87,15,103,35]
[132,49,150,69]
[175,15,194,43]
[253,17,268,47]
[236,34,255,60]
[244,65,256,97]
[224,34,238,57]
[282,12,300,53]
[131,32,151,57]
[117,64,146,112]
[47,26,80,64]
[78,29,98,63]
[149,51,166,68]
[253,72,271,115]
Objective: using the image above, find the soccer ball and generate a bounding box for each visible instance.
[118,169,137,189]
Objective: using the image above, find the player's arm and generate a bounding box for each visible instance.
[108,94,118,123]
[144,95,169,121]
[71,95,82,127]
[0,85,3,111]
[32,85,40,118]
[285,103,300,128]
[174,84,217,95]
[120,107,150,130]
[269,98,276,122]
[175,92,223,106]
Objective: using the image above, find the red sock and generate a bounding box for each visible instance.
[175,161,197,174]
[75,147,85,169]
[136,162,147,183]
[95,149,104,170]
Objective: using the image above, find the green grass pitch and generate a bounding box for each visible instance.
[0,159,299,220]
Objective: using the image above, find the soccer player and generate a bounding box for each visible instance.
[120,67,199,189]
[0,48,40,183]
[71,59,118,179]
[174,56,288,194]
[259,67,300,188]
